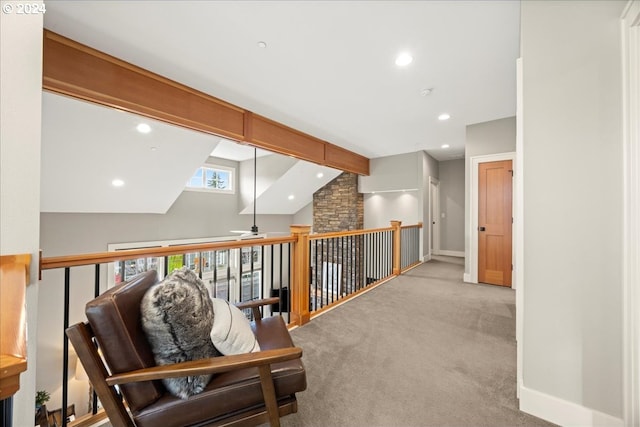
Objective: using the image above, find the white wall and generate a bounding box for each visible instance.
[520,1,625,424]
[359,151,422,193]
[363,191,420,229]
[293,202,313,229]
[238,154,297,211]
[421,152,439,260]
[0,5,43,426]
[464,117,516,275]
[360,151,438,261]
[438,159,465,253]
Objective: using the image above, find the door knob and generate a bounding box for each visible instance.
[479,226,486,231]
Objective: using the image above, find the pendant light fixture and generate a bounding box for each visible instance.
[250,147,258,234]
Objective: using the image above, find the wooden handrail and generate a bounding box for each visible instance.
[41,235,295,270]
[40,223,423,332]
[40,223,423,270]
[0,253,30,400]
[401,222,423,230]
[309,226,393,240]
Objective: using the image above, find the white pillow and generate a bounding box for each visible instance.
[210,298,261,355]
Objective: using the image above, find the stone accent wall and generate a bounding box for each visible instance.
[311,173,364,307]
[313,172,363,233]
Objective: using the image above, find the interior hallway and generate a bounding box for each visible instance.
[281,257,556,426]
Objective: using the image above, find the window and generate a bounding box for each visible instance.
[186,165,234,193]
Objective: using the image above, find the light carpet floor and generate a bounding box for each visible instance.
[278,258,557,427]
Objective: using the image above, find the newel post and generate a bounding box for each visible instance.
[390,220,402,275]
[290,225,311,326]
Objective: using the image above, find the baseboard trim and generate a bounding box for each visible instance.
[463,273,472,283]
[436,250,464,257]
[423,253,432,262]
[519,386,623,427]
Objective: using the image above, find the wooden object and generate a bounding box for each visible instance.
[42,30,369,175]
[66,297,303,427]
[478,160,513,287]
[0,254,30,400]
[35,404,49,427]
[47,404,75,427]
[390,221,402,276]
[289,225,311,326]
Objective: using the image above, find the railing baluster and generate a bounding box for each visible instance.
[250,246,255,302]
[212,250,217,298]
[376,231,380,282]
[270,244,275,316]
[278,244,283,316]
[318,239,322,308]
[226,252,231,301]
[339,236,342,297]
[383,231,386,276]
[331,237,336,304]
[92,264,100,414]
[286,243,291,321]
[62,267,70,427]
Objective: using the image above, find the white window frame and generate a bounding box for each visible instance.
[185,164,236,194]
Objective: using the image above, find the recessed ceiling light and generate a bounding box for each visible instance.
[441,144,450,149]
[288,195,295,200]
[112,179,125,187]
[316,172,324,178]
[150,146,157,151]
[438,113,451,121]
[420,88,433,97]
[257,41,267,48]
[136,123,151,134]
[395,52,413,67]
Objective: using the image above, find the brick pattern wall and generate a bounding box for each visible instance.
[311,172,364,307]
[313,172,363,233]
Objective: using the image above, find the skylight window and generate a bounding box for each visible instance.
[186,165,235,194]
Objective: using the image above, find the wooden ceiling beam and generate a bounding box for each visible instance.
[42,30,369,175]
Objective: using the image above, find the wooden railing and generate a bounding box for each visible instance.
[308,226,394,317]
[400,222,423,272]
[0,254,31,427]
[38,221,422,427]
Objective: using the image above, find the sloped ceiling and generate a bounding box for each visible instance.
[41,1,521,214]
[41,92,342,215]
[41,92,219,213]
[240,161,342,215]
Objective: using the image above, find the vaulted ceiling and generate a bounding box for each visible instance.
[41,1,520,214]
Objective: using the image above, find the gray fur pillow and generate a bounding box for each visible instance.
[140,267,220,399]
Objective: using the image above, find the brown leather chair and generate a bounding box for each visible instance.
[66,270,306,427]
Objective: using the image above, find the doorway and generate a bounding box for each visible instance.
[477,160,513,286]
[469,152,515,286]
[429,177,440,257]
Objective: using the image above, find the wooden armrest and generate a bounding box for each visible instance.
[106,347,302,386]
[235,297,280,319]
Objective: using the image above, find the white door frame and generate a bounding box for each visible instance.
[468,152,516,286]
[516,58,524,399]
[429,177,440,257]
[621,1,640,425]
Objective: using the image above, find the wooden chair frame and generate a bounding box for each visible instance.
[66,298,302,427]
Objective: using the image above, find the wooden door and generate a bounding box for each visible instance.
[478,160,512,287]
